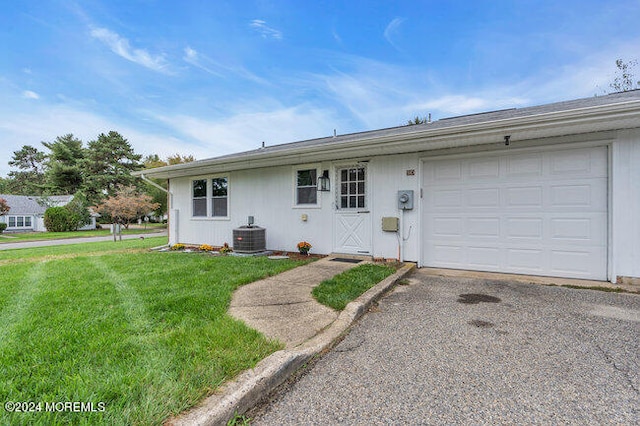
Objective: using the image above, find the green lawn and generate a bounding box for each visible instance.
[312,263,396,310]
[0,225,165,244]
[0,239,308,425]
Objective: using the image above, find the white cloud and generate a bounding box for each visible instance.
[332,29,342,45]
[182,46,267,84]
[90,26,172,74]
[383,17,405,50]
[0,101,195,177]
[22,90,40,99]
[250,19,283,40]
[153,103,343,156]
[183,46,224,78]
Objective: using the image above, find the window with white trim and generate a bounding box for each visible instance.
[296,169,317,205]
[7,216,32,228]
[192,179,207,217]
[211,177,228,217]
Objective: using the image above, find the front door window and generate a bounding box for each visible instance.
[338,167,366,209]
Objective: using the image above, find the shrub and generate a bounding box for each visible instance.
[44,206,75,232]
[0,223,6,233]
[199,244,215,252]
[65,193,91,230]
[219,242,232,254]
[170,243,185,251]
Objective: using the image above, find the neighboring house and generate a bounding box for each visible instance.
[135,90,640,283]
[0,194,97,232]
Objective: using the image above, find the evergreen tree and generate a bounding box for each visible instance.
[81,131,142,204]
[43,134,85,195]
[7,145,47,195]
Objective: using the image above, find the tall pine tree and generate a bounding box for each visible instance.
[81,131,142,204]
[43,134,85,195]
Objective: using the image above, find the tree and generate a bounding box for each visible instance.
[7,145,47,195]
[64,192,92,230]
[81,131,142,204]
[0,178,9,194]
[142,153,195,218]
[0,198,7,233]
[167,153,195,165]
[610,59,640,93]
[43,134,85,195]
[0,197,9,216]
[94,185,159,241]
[407,115,428,126]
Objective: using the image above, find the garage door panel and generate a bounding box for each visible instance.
[506,153,544,177]
[422,146,607,280]
[432,245,463,265]
[467,218,499,237]
[506,186,543,207]
[506,218,543,239]
[468,158,500,179]
[432,217,463,237]
[506,248,544,271]
[467,247,500,268]
[467,188,499,207]
[550,250,594,275]
[432,190,462,207]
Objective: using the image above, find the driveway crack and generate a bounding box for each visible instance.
[594,342,639,394]
[235,300,311,308]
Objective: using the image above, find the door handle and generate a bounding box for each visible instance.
[357,210,370,214]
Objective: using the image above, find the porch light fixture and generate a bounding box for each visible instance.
[318,170,330,191]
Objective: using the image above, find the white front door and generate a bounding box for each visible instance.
[334,165,372,254]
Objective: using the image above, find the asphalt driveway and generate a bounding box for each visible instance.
[253,270,639,425]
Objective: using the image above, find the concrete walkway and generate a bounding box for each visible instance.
[0,230,167,250]
[172,259,416,426]
[229,257,366,348]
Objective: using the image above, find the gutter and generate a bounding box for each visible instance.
[139,173,173,222]
[139,173,172,198]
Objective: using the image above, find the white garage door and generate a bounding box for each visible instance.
[421,146,608,280]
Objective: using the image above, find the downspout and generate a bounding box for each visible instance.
[140,173,173,244]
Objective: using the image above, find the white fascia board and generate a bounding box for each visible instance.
[137,100,640,179]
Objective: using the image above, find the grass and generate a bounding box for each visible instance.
[312,263,396,311]
[0,236,168,263]
[0,225,165,244]
[550,284,630,293]
[0,239,308,425]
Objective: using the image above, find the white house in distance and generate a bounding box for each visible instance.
[136,91,640,284]
[0,194,97,232]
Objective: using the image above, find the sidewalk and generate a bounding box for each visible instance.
[229,257,366,348]
[0,230,167,250]
[171,257,416,425]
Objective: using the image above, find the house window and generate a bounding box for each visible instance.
[192,179,207,217]
[7,216,32,228]
[211,177,228,217]
[296,169,317,205]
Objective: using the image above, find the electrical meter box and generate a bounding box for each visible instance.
[397,190,414,210]
[381,216,399,232]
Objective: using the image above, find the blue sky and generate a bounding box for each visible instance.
[1,0,639,177]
